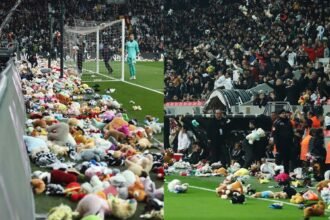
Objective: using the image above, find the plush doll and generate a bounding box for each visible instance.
[283,185,297,199]
[81,215,103,220]
[109,171,136,200]
[290,193,304,204]
[125,154,153,177]
[168,179,189,193]
[47,122,70,146]
[23,135,48,154]
[246,128,266,144]
[84,166,112,179]
[75,194,137,220]
[31,179,46,194]
[304,200,325,219]
[48,143,69,157]
[231,192,245,204]
[302,190,319,201]
[141,176,164,201]
[50,170,78,185]
[227,162,241,174]
[140,209,164,220]
[128,177,147,202]
[46,204,79,220]
[274,173,290,185]
[234,168,249,177]
[75,148,107,162]
[46,184,65,196]
[320,187,330,205]
[104,129,126,142]
[163,149,174,166]
[81,175,111,194]
[137,138,153,149]
[252,191,287,199]
[33,119,47,128]
[75,194,111,219]
[316,180,330,192]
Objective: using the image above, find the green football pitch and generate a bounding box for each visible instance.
[67,60,164,123]
[165,175,329,220]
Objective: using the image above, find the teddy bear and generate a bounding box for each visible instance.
[47,204,79,220]
[304,200,325,219]
[163,149,174,166]
[321,186,330,205]
[251,191,287,199]
[231,192,245,204]
[141,176,164,201]
[137,138,153,149]
[75,148,107,162]
[50,169,78,185]
[104,129,127,142]
[290,193,304,204]
[31,178,46,194]
[81,175,111,194]
[316,180,330,192]
[125,154,153,177]
[128,176,147,202]
[303,190,319,201]
[75,194,137,220]
[246,128,266,144]
[213,167,228,176]
[23,135,49,154]
[47,143,69,157]
[216,181,244,199]
[47,122,70,146]
[167,179,189,193]
[109,173,132,200]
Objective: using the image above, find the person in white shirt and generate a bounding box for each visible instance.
[177,126,191,154]
[214,71,226,89]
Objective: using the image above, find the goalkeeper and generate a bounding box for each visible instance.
[125,33,140,80]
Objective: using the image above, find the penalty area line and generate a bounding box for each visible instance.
[82,69,163,95]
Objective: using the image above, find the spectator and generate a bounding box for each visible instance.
[177,125,191,155]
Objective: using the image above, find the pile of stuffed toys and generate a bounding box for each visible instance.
[166,151,330,219]
[21,60,164,220]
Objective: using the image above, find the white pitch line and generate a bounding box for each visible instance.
[166,182,330,213]
[83,69,163,95]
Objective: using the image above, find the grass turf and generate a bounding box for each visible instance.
[80,61,164,123]
[165,175,329,220]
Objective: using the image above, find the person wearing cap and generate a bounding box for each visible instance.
[207,109,229,165]
[272,109,294,173]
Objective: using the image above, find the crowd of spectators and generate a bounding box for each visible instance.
[0,0,163,59]
[164,0,330,104]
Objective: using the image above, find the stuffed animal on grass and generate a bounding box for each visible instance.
[304,200,325,219]
[251,191,287,199]
[290,193,304,204]
[128,177,147,202]
[316,180,330,192]
[125,154,153,177]
[320,187,330,205]
[75,194,137,220]
[47,204,79,220]
[231,192,245,204]
[141,176,164,201]
[51,169,78,185]
[31,178,46,194]
[140,209,164,220]
[168,179,189,193]
[246,128,266,144]
[216,181,244,199]
[108,171,136,200]
[302,190,319,201]
[75,148,107,162]
[81,175,111,194]
[47,122,70,146]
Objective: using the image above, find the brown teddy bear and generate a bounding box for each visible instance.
[304,200,325,219]
[128,177,146,202]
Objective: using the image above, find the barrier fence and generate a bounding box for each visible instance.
[0,59,35,220]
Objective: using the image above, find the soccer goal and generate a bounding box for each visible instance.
[64,19,125,83]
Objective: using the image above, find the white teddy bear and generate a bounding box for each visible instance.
[246,128,266,144]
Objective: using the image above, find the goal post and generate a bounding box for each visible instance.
[64,19,126,82]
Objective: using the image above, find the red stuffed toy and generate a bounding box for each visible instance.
[51,170,77,185]
[65,182,86,202]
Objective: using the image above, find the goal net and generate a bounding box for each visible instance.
[64,19,125,82]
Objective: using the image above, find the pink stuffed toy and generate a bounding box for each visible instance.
[274,173,290,185]
[100,111,115,121]
[117,125,131,137]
